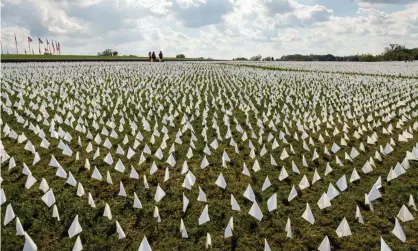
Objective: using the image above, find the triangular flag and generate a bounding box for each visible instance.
[288,185,298,202]
[318,235,330,251]
[231,194,241,211]
[381,237,392,251]
[302,203,315,224]
[397,205,414,222]
[199,205,210,225]
[116,221,126,239]
[391,218,406,242]
[41,189,56,208]
[138,236,152,251]
[317,193,332,210]
[248,201,263,221]
[244,184,255,202]
[68,215,82,238]
[103,203,112,220]
[215,173,227,189]
[72,236,83,251]
[4,204,15,226]
[336,217,352,237]
[154,184,166,202]
[23,232,37,251]
[285,218,293,238]
[267,193,277,212]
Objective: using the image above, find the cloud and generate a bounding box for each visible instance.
[354,0,418,8]
[0,26,32,54]
[262,0,295,16]
[1,0,417,58]
[171,0,234,28]
[1,0,85,37]
[356,0,418,3]
[271,28,301,42]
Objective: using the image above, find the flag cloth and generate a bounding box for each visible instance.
[45,48,48,52]
[25,49,27,54]
[15,34,17,43]
[38,38,43,44]
[28,37,33,42]
[46,38,49,45]
[57,42,60,51]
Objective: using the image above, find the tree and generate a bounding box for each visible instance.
[359,54,375,62]
[113,51,118,56]
[384,44,405,53]
[412,48,418,60]
[98,49,114,56]
[234,57,248,61]
[250,54,262,61]
[176,54,186,58]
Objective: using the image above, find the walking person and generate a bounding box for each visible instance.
[148,52,152,62]
[152,51,156,62]
[159,51,163,62]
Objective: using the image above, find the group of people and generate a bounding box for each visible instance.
[148,51,163,62]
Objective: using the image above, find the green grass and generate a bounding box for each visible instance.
[0,54,221,62]
[1,62,418,250]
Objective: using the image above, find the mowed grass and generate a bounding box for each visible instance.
[0,54,219,62]
[1,62,418,251]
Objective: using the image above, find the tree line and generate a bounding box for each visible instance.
[234,44,417,62]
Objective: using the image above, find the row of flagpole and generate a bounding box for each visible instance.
[7,34,61,55]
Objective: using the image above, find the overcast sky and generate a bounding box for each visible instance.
[1,0,417,59]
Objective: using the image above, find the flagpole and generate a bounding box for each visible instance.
[28,38,31,55]
[15,34,18,55]
[1,41,3,54]
[38,38,40,54]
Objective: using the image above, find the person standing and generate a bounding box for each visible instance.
[148,52,152,62]
[152,51,156,62]
[159,51,163,62]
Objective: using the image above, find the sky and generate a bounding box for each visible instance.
[1,0,417,59]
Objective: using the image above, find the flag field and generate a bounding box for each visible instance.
[1,61,417,251]
[0,54,219,62]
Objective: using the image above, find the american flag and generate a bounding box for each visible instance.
[38,38,43,44]
[28,37,33,42]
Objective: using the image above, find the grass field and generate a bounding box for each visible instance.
[0,54,219,62]
[1,61,417,251]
